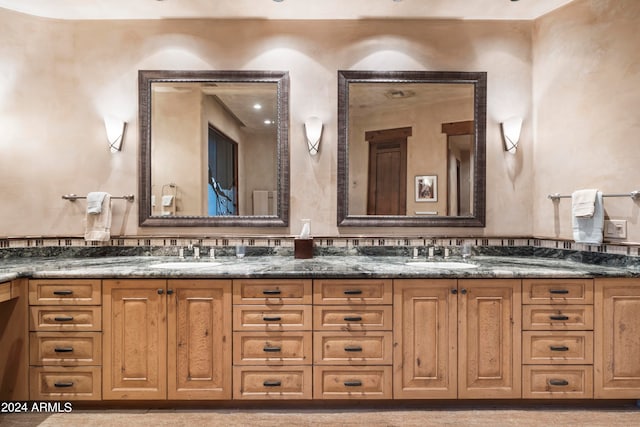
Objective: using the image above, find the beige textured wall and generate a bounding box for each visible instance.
[0,9,534,238]
[533,0,640,243]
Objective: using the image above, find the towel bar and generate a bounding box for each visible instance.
[62,194,135,202]
[547,191,640,201]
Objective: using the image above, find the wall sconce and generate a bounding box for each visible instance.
[500,116,522,153]
[304,116,323,155]
[104,115,127,153]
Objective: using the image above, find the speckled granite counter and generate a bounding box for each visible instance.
[2,254,640,282]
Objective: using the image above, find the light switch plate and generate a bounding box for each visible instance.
[604,219,627,239]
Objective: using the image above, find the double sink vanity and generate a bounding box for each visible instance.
[1,250,640,404]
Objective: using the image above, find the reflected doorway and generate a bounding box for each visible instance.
[208,125,238,216]
[442,120,474,216]
[366,127,411,215]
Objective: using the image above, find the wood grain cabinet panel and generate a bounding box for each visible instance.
[233,332,312,365]
[30,332,101,366]
[233,305,312,331]
[313,366,393,399]
[523,279,593,305]
[29,306,101,332]
[595,278,640,398]
[523,305,593,330]
[523,331,593,365]
[233,366,312,399]
[29,279,101,305]
[313,331,392,365]
[313,305,392,331]
[30,366,101,401]
[393,280,457,399]
[458,279,522,399]
[523,365,593,399]
[313,279,392,305]
[233,279,311,305]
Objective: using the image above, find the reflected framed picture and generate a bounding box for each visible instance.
[415,175,437,202]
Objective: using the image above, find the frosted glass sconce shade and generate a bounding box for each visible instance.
[304,116,323,155]
[501,117,522,153]
[104,116,126,153]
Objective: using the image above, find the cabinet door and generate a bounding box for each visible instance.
[103,279,167,400]
[167,280,232,400]
[458,279,521,398]
[595,278,640,398]
[393,279,457,398]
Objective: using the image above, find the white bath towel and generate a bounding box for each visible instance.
[572,189,598,218]
[162,195,174,207]
[572,191,604,244]
[86,191,108,214]
[84,193,112,242]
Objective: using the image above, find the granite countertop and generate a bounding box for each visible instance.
[2,254,640,282]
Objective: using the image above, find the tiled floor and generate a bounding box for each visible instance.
[1,404,639,427]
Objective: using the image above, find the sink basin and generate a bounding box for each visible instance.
[406,261,478,269]
[150,261,222,269]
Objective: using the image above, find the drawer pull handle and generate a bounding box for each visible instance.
[263,380,282,387]
[54,381,74,388]
[549,315,570,321]
[548,379,569,386]
[343,289,363,295]
[344,380,362,387]
[54,347,74,353]
[549,289,569,294]
[263,316,282,322]
[550,345,570,352]
[344,346,363,352]
[157,289,164,295]
[262,289,282,295]
[53,290,74,296]
[54,316,74,322]
[263,346,282,352]
[344,316,363,322]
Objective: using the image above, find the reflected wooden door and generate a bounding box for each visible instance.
[366,127,410,215]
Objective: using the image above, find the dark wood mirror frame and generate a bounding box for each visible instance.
[138,70,289,227]
[337,70,487,227]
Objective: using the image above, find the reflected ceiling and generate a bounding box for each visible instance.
[0,0,576,21]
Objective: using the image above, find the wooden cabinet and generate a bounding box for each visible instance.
[595,278,640,398]
[313,279,393,399]
[103,279,231,400]
[394,279,521,399]
[522,279,593,399]
[0,279,29,401]
[29,279,102,400]
[232,279,313,399]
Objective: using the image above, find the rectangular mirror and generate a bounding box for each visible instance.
[337,70,486,227]
[139,70,289,227]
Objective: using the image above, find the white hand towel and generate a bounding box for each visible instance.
[84,194,112,242]
[572,191,604,244]
[572,189,598,218]
[86,191,108,215]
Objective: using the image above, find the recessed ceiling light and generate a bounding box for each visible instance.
[264,119,273,125]
[253,103,262,110]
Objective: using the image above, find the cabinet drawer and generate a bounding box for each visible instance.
[523,331,593,364]
[29,279,101,305]
[523,279,593,305]
[314,332,393,365]
[30,332,101,366]
[313,279,392,305]
[313,305,392,331]
[29,306,102,332]
[29,366,101,400]
[523,305,593,330]
[233,366,312,399]
[523,365,593,399]
[0,281,11,303]
[233,332,312,365]
[313,366,392,399]
[233,305,312,331]
[233,279,311,305]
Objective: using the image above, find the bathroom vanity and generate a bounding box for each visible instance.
[1,254,639,404]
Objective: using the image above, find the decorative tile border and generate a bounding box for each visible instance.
[1,236,639,257]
